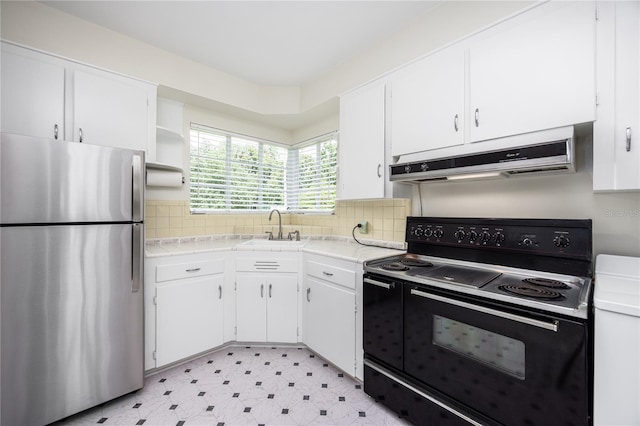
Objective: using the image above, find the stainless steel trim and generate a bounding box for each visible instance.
[185,268,201,273]
[454,114,459,132]
[626,127,632,152]
[322,271,334,277]
[363,360,483,426]
[364,277,393,290]
[132,152,144,222]
[306,287,311,302]
[474,108,479,127]
[410,289,559,332]
[132,223,143,293]
[218,285,222,300]
[54,123,59,140]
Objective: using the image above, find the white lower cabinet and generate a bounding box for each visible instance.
[145,253,226,370]
[236,273,298,343]
[303,254,357,376]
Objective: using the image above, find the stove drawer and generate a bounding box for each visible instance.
[363,274,403,370]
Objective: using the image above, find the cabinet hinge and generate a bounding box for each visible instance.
[152,350,156,360]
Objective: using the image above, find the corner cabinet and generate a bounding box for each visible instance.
[1,41,156,152]
[235,253,300,343]
[303,254,357,376]
[145,253,227,370]
[594,1,640,191]
[338,81,387,199]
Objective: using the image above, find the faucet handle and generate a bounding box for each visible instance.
[265,231,273,240]
[291,230,301,241]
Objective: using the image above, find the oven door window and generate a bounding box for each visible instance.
[433,315,525,379]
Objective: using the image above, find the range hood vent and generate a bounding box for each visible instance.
[390,138,575,183]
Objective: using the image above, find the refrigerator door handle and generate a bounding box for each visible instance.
[132,153,144,222]
[132,223,143,293]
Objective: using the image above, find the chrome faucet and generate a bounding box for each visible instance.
[268,209,283,240]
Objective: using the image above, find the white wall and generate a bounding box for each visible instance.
[417,135,640,258]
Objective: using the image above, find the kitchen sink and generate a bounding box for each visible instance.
[238,238,308,249]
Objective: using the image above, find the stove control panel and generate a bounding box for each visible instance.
[406,217,592,259]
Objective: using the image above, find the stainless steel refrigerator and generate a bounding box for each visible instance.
[1,133,145,425]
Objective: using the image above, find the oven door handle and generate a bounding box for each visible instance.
[410,289,559,332]
[364,278,394,290]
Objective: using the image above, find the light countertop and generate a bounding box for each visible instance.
[146,236,405,263]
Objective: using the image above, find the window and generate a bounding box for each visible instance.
[189,125,337,213]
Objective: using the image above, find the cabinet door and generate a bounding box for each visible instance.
[391,47,465,156]
[156,275,224,367]
[1,49,65,140]
[73,68,150,151]
[305,277,355,375]
[339,82,386,199]
[236,274,268,342]
[468,1,596,143]
[266,275,298,343]
[613,1,640,190]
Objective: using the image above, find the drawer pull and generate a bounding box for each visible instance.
[364,277,393,290]
[269,283,273,298]
[261,284,264,298]
[306,287,311,302]
[218,285,222,299]
[185,267,201,273]
[322,271,334,277]
[626,127,632,152]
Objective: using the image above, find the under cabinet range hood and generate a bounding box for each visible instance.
[390,133,576,183]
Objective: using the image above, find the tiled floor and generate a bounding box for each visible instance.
[54,346,409,426]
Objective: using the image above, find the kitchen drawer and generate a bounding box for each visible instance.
[156,258,224,283]
[236,257,298,273]
[306,260,355,290]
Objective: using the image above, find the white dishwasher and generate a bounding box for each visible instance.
[594,254,640,426]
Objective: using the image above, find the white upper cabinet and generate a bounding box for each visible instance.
[72,67,152,152]
[338,81,386,200]
[1,42,156,152]
[594,1,640,191]
[391,46,465,156]
[1,48,65,140]
[467,1,596,143]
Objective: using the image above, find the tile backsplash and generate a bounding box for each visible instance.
[145,199,411,242]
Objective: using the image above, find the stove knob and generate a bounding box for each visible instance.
[480,231,491,243]
[493,232,506,244]
[454,230,466,241]
[425,228,433,237]
[468,230,478,242]
[434,229,444,238]
[414,227,424,237]
[553,235,571,248]
[404,165,412,173]
[420,163,429,171]
[522,237,533,247]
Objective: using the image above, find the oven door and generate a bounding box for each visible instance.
[363,274,403,370]
[404,284,590,426]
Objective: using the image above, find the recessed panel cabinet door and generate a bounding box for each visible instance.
[266,276,298,343]
[236,274,268,342]
[156,275,223,367]
[391,47,465,156]
[1,49,65,140]
[468,1,596,143]
[73,68,149,151]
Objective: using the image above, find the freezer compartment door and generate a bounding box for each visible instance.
[1,224,144,426]
[1,132,144,224]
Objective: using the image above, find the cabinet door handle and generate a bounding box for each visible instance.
[474,109,480,127]
[54,124,59,140]
[218,285,222,300]
[626,127,632,152]
[306,287,311,302]
[454,114,459,132]
[377,163,382,178]
[322,271,334,277]
[78,127,83,143]
[185,267,201,273]
[261,283,264,298]
[269,283,273,298]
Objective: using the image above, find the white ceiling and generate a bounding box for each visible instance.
[41,1,441,87]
